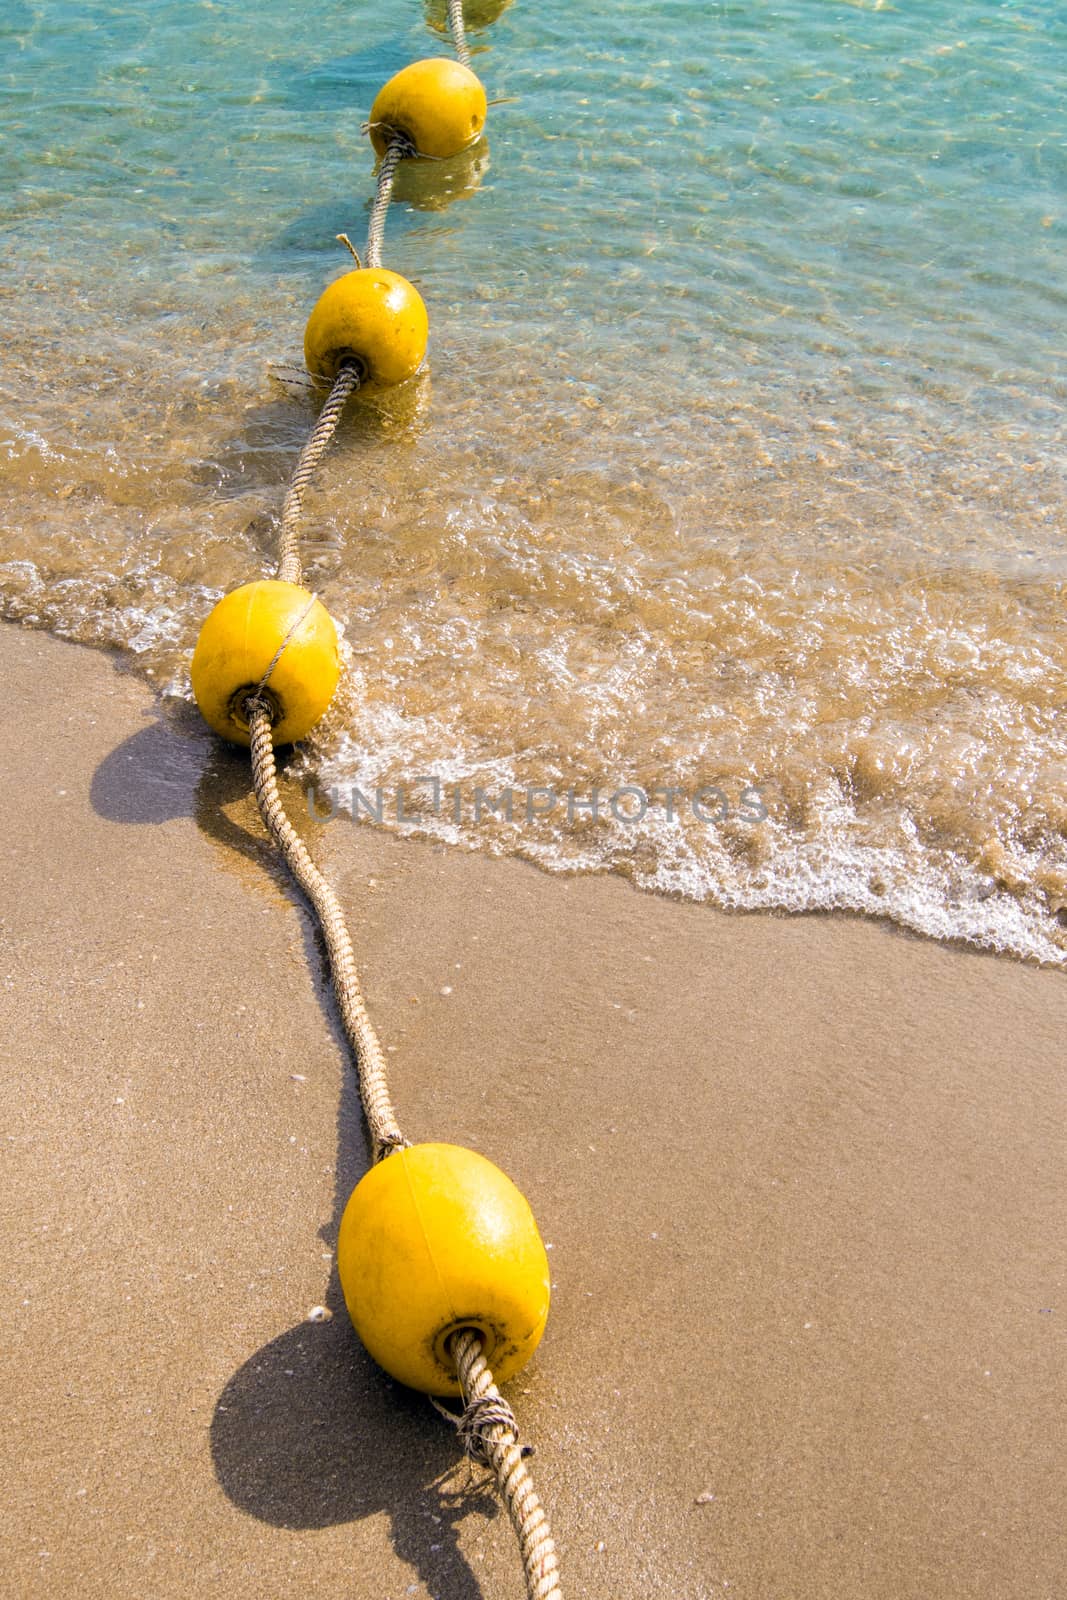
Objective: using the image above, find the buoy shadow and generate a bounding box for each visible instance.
[193,376,432,555]
[259,198,420,277]
[87,591,506,1595]
[260,37,412,118]
[423,0,515,40]
[210,1273,500,1596]
[389,138,491,214]
[171,729,505,1593]
[258,137,490,284]
[90,707,286,884]
[91,704,208,827]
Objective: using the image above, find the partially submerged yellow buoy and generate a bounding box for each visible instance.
[304,267,429,389]
[369,57,487,160]
[191,579,340,746]
[337,1142,552,1396]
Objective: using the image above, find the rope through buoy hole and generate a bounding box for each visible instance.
[189,6,565,1598]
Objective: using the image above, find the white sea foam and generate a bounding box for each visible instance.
[3,0,1065,973]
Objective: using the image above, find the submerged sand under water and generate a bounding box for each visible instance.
[3,306,1065,963]
[2,0,1065,962]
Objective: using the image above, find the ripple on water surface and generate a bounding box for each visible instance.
[2,0,1065,962]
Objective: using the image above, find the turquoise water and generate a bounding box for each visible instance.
[2,0,1066,961]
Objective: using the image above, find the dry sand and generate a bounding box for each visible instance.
[1,620,1064,1600]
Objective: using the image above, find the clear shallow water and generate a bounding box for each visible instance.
[2,0,1065,961]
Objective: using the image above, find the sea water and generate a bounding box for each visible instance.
[2,0,1065,961]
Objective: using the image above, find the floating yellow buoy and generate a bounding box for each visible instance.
[369,58,488,161]
[304,268,429,389]
[338,1142,551,1397]
[191,579,340,747]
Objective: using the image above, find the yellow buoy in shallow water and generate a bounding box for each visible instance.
[304,268,429,389]
[191,579,340,747]
[338,1142,551,1397]
[369,58,487,160]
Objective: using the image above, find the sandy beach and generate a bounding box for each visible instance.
[2,619,1064,1600]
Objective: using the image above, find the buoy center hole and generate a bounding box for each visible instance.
[336,353,368,383]
[437,1318,496,1374]
[230,685,282,731]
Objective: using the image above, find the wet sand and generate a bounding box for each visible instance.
[2,620,1064,1600]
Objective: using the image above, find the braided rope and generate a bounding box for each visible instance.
[247,11,566,1589]
[247,687,566,1589]
[247,702,407,1161]
[452,1330,563,1599]
[277,363,362,586]
[448,0,472,68]
[366,138,408,270]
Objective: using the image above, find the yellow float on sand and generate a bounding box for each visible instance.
[337,1142,552,1397]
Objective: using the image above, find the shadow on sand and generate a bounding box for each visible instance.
[91,697,503,1597]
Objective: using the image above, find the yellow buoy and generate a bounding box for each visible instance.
[304,268,429,389]
[337,1142,551,1397]
[369,58,488,161]
[191,579,340,747]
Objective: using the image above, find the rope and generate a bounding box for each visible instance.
[247,702,408,1162]
[430,1389,527,1467]
[366,137,408,270]
[363,0,475,269]
[276,363,362,586]
[253,592,319,705]
[246,9,567,1590]
[448,0,472,69]
[452,1330,563,1599]
[247,696,566,1591]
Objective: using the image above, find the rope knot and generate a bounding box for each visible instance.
[239,686,281,732]
[434,1390,531,1466]
[460,1392,522,1464]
